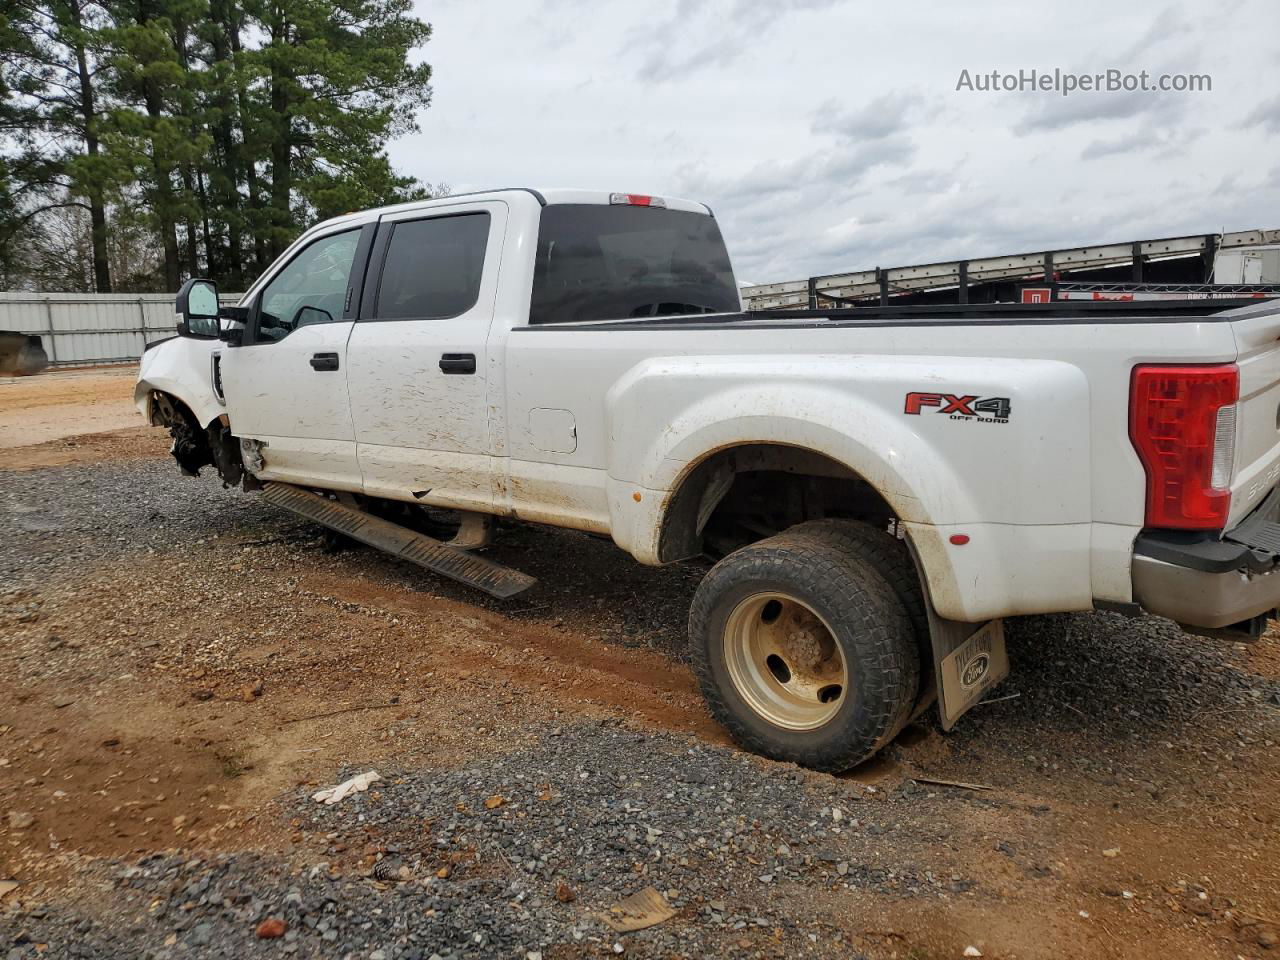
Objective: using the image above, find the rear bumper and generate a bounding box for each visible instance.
[1132,489,1280,630]
[1131,554,1280,628]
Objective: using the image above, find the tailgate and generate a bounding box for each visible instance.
[1228,301,1280,526]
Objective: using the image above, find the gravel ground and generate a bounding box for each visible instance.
[0,459,282,586]
[3,443,1280,960]
[2,722,978,960]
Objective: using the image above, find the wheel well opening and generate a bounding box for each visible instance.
[149,390,204,438]
[149,390,243,485]
[657,444,896,562]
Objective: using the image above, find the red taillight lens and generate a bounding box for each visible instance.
[608,192,666,208]
[1130,364,1239,530]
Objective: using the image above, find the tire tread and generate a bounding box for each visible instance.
[689,523,920,771]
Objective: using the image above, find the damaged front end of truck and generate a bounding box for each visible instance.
[135,336,246,487]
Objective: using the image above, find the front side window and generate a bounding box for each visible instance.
[373,213,491,320]
[529,204,740,325]
[256,229,361,341]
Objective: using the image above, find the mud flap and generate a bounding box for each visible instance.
[262,483,536,599]
[927,614,1010,730]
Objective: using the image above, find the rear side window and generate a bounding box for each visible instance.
[529,204,739,325]
[374,213,490,320]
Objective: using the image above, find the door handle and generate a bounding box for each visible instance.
[439,353,477,375]
[310,352,340,372]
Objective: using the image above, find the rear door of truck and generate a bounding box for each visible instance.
[344,200,508,512]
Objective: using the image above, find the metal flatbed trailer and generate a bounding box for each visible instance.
[741,227,1280,310]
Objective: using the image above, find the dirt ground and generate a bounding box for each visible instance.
[0,366,143,453]
[1,368,1278,959]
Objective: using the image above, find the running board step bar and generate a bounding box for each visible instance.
[262,482,536,599]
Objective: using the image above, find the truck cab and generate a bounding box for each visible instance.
[140,188,738,512]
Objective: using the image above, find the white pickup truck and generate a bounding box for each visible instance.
[136,187,1280,771]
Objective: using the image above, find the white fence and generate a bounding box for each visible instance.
[0,292,240,367]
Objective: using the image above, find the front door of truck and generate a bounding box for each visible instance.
[345,201,506,512]
[219,225,370,491]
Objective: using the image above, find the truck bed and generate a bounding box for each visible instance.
[519,297,1272,331]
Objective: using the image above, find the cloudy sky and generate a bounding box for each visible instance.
[395,0,1280,284]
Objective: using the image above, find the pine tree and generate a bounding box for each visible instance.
[201,0,249,287]
[105,0,212,288]
[2,0,122,292]
[243,0,433,256]
[1,0,436,291]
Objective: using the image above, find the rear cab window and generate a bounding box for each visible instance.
[372,213,491,320]
[529,204,740,325]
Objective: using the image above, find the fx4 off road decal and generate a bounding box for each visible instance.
[904,392,1011,424]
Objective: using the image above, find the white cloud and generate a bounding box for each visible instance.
[1244,95,1280,134]
[629,0,844,81]
[1080,127,1163,160]
[399,0,1280,283]
[1016,88,1187,134]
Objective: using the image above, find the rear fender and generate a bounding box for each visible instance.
[603,354,1093,620]
[606,353,1090,520]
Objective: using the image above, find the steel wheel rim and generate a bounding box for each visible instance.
[723,591,848,731]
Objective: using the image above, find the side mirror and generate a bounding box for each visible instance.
[292,305,334,328]
[218,306,248,345]
[176,279,221,339]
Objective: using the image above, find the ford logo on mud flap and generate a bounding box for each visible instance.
[961,653,991,689]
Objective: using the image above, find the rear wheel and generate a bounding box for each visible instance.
[689,525,919,771]
[722,591,850,731]
[776,519,927,731]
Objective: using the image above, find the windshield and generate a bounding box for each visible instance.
[529,203,740,325]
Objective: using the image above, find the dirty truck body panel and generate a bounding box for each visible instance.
[138,187,1280,635]
[135,334,222,430]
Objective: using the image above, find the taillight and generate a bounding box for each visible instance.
[609,193,666,208]
[1130,364,1238,530]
